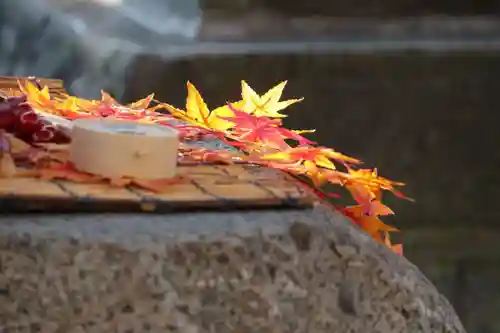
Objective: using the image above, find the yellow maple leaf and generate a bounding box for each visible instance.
[260,146,360,170]
[161,82,236,131]
[54,96,92,116]
[303,160,327,187]
[240,80,303,118]
[345,168,410,202]
[19,81,53,110]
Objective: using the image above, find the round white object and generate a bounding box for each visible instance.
[70,118,179,179]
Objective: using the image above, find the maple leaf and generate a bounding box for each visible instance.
[260,157,344,189]
[356,215,397,242]
[343,200,394,219]
[240,80,303,118]
[258,146,359,170]
[19,81,63,116]
[94,91,156,116]
[20,82,93,119]
[301,160,327,187]
[219,106,314,151]
[53,97,93,119]
[345,182,380,215]
[345,168,410,202]
[342,204,397,242]
[384,231,403,256]
[127,93,155,110]
[341,180,399,246]
[79,91,120,117]
[33,162,101,183]
[50,90,156,120]
[19,81,52,107]
[161,82,236,131]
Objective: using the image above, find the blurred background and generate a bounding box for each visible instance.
[1,0,499,331]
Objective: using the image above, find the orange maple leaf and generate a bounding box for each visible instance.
[345,168,409,201]
[341,179,398,245]
[33,162,101,183]
[384,231,404,256]
[81,91,151,117]
[127,93,155,110]
[342,204,397,242]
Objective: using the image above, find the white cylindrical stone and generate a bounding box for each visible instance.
[70,117,179,179]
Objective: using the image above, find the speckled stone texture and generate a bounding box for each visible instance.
[0,205,464,333]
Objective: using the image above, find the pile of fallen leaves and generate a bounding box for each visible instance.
[0,80,408,254]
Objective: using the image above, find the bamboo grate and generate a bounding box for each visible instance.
[0,164,315,213]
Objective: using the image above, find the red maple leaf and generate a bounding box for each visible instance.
[218,104,314,150]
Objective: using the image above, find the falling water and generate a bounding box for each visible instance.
[43,0,202,44]
[0,0,202,99]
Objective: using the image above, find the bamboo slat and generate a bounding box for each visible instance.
[0,76,67,98]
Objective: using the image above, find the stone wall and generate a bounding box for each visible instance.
[201,0,500,16]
